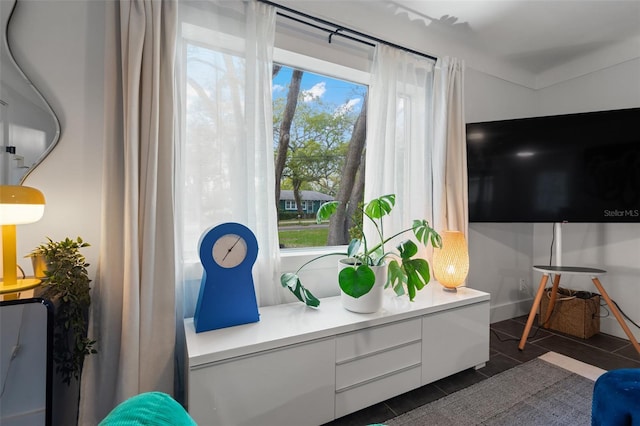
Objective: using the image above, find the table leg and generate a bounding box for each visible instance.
[591,277,640,356]
[542,274,562,328]
[519,273,549,351]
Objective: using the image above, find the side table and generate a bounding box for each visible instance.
[519,265,640,355]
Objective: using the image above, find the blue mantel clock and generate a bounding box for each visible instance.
[193,222,260,333]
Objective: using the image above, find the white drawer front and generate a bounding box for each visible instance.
[335,364,422,418]
[336,341,421,391]
[188,339,335,426]
[336,318,421,362]
[422,301,490,384]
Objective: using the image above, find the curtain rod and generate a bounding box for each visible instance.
[257,0,438,62]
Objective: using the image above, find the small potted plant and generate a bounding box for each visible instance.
[280,194,441,312]
[28,237,97,385]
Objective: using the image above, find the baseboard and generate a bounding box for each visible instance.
[599,316,640,342]
[490,299,533,323]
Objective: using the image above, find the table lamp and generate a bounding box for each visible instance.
[433,230,469,292]
[0,185,46,294]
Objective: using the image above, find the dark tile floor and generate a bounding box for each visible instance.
[324,315,640,426]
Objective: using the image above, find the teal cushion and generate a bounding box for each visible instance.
[99,392,196,426]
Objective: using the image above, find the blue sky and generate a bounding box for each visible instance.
[272,66,364,115]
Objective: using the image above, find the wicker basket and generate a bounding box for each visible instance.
[539,287,600,339]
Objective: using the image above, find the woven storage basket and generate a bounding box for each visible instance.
[539,287,600,339]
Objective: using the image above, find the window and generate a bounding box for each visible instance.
[273,58,368,249]
[178,3,374,270]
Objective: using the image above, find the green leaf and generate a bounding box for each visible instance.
[316,201,340,223]
[397,239,418,259]
[404,258,431,301]
[412,219,439,248]
[347,239,361,258]
[369,246,384,265]
[280,272,299,290]
[280,273,320,308]
[338,264,375,298]
[363,194,395,219]
[431,232,442,249]
[387,260,406,296]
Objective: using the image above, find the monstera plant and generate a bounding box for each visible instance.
[281,194,442,308]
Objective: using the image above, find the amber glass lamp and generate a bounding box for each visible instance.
[433,230,469,292]
[0,185,46,294]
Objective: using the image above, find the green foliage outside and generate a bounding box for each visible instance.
[273,69,365,198]
[279,227,329,248]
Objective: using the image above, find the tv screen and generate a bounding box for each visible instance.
[467,108,640,223]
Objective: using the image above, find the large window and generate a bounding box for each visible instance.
[273,63,368,249]
[178,2,374,274]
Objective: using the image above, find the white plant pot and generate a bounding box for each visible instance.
[338,259,388,313]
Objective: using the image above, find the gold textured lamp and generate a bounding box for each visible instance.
[433,230,469,292]
[0,185,46,294]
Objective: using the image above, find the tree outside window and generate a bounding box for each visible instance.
[273,65,368,248]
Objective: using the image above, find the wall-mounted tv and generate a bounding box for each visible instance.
[467,108,640,223]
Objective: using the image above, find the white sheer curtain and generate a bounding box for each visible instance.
[175,0,282,318]
[79,0,177,423]
[365,45,435,250]
[433,57,468,237]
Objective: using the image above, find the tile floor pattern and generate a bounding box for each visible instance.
[324,315,640,426]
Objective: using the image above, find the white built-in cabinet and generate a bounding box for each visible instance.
[184,285,489,426]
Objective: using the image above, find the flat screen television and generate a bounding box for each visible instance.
[466,108,640,223]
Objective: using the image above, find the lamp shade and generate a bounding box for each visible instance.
[433,230,469,291]
[0,185,46,224]
[1,185,46,294]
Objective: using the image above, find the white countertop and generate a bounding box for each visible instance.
[184,284,490,368]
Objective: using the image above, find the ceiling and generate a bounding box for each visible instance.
[386,0,640,76]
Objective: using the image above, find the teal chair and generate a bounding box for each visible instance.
[99,392,196,426]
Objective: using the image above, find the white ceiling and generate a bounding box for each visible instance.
[387,0,640,76]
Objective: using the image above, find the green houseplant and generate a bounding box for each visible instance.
[29,237,97,385]
[281,194,442,309]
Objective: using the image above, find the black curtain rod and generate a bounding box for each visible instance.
[278,11,375,48]
[257,0,438,62]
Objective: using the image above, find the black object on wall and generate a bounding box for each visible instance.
[466,108,640,223]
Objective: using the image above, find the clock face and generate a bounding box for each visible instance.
[212,234,248,268]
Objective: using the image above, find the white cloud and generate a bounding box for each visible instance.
[302,82,326,102]
[335,98,361,115]
[273,84,285,93]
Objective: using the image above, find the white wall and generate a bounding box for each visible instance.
[537,58,640,114]
[465,67,538,123]
[9,0,104,280]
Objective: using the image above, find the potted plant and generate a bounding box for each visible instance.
[28,237,97,385]
[280,194,442,312]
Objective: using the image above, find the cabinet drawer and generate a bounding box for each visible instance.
[335,364,422,418]
[336,341,421,391]
[336,318,421,363]
[422,301,489,385]
[188,339,335,426]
